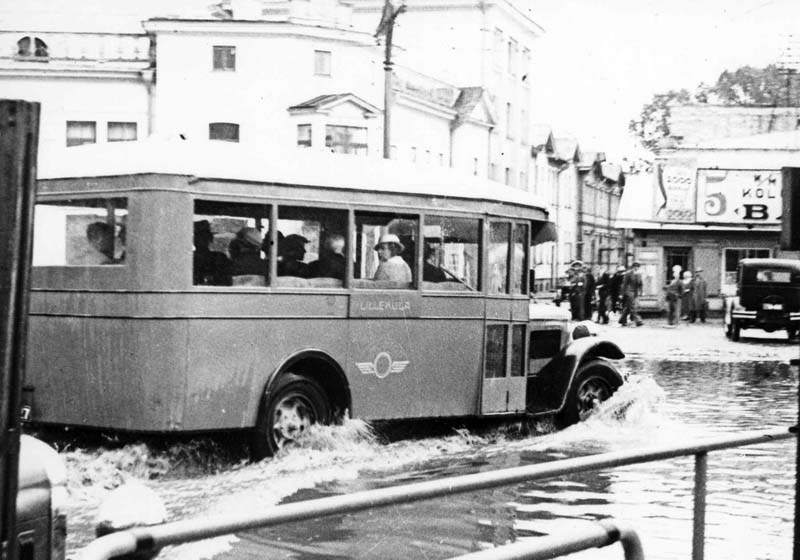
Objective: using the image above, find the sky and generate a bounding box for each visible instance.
[526,0,800,158]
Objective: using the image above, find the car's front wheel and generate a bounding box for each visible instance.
[557,359,622,427]
[252,373,331,459]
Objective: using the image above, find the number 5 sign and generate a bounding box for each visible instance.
[696,169,782,224]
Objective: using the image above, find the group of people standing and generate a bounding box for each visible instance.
[665,265,708,326]
[556,260,644,327]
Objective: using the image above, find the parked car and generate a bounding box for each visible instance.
[724,258,800,341]
[15,435,68,560]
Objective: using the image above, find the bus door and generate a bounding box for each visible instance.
[481,221,529,414]
[481,321,527,414]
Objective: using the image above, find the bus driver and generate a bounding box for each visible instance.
[373,233,412,283]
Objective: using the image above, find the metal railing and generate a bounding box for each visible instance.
[448,519,644,560]
[79,427,795,560]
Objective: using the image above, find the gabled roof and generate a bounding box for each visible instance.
[288,93,381,115]
[551,136,581,163]
[577,150,604,170]
[530,124,554,154]
[451,87,495,128]
[600,162,625,186]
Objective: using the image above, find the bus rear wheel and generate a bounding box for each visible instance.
[557,360,621,427]
[252,373,331,459]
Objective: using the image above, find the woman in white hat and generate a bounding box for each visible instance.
[373,233,412,284]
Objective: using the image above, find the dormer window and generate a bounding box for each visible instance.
[17,36,48,59]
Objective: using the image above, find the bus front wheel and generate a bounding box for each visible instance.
[253,373,331,459]
[557,360,621,427]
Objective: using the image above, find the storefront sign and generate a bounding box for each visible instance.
[654,159,696,223]
[696,169,781,224]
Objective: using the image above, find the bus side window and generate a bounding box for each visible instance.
[194,200,270,287]
[422,215,481,291]
[354,211,418,289]
[488,222,511,293]
[277,206,348,288]
[511,223,529,294]
[32,198,127,266]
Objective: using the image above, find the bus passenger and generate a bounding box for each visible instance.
[278,234,310,278]
[373,233,412,283]
[230,227,266,277]
[86,221,120,265]
[193,220,232,286]
[423,243,447,283]
[308,233,346,280]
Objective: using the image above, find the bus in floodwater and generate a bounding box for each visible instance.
[26,140,623,457]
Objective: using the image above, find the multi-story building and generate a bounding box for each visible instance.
[350,0,542,187]
[1,0,542,190]
[617,106,800,311]
[576,153,625,272]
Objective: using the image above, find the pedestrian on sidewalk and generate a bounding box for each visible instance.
[583,264,596,321]
[681,270,694,321]
[568,261,586,320]
[596,266,611,324]
[619,261,643,327]
[665,265,683,326]
[610,265,625,312]
[690,268,708,323]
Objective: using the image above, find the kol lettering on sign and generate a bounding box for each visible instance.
[697,169,782,224]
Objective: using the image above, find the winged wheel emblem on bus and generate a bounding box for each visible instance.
[356,352,409,379]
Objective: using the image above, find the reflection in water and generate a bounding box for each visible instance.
[226,359,796,560]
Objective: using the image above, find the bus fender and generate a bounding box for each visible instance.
[527,337,625,414]
[260,348,352,422]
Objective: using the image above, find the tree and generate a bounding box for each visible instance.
[628,89,692,151]
[629,65,797,150]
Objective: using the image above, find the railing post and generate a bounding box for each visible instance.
[692,451,708,560]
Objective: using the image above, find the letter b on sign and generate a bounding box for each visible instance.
[782,167,800,250]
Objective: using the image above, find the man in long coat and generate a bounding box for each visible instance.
[690,268,708,323]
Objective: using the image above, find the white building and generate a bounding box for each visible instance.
[0,0,543,190]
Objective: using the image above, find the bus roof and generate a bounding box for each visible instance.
[38,139,550,215]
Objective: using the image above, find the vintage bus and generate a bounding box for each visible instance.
[26,140,624,457]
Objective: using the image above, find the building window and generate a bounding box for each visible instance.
[297,124,312,147]
[17,36,48,58]
[438,153,445,166]
[521,47,531,85]
[107,122,137,142]
[507,38,517,75]
[490,163,497,180]
[425,149,431,164]
[506,102,513,139]
[473,157,479,176]
[209,122,240,142]
[212,46,236,71]
[314,50,332,76]
[504,167,512,186]
[519,171,526,190]
[411,146,418,162]
[66,121,96,147]
[325,125,367,155]
[493,28,504,67]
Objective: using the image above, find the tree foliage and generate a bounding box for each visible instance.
[630,65,795,150]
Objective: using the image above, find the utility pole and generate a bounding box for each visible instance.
[0,99,40,560]
[375,0,406,159]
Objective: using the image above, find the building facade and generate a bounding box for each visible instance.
[617,125,800,311]
[0,0,542,190]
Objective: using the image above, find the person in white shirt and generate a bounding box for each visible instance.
[373,233,412,284]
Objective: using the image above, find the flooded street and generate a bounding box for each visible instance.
[62,322,798,560]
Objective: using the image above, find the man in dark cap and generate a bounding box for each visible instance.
[193,220,232,285]
[568,260,586,320]
[278,233,310,278]
[619,261,643,327]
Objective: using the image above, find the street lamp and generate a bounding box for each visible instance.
[375,0,406,160]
